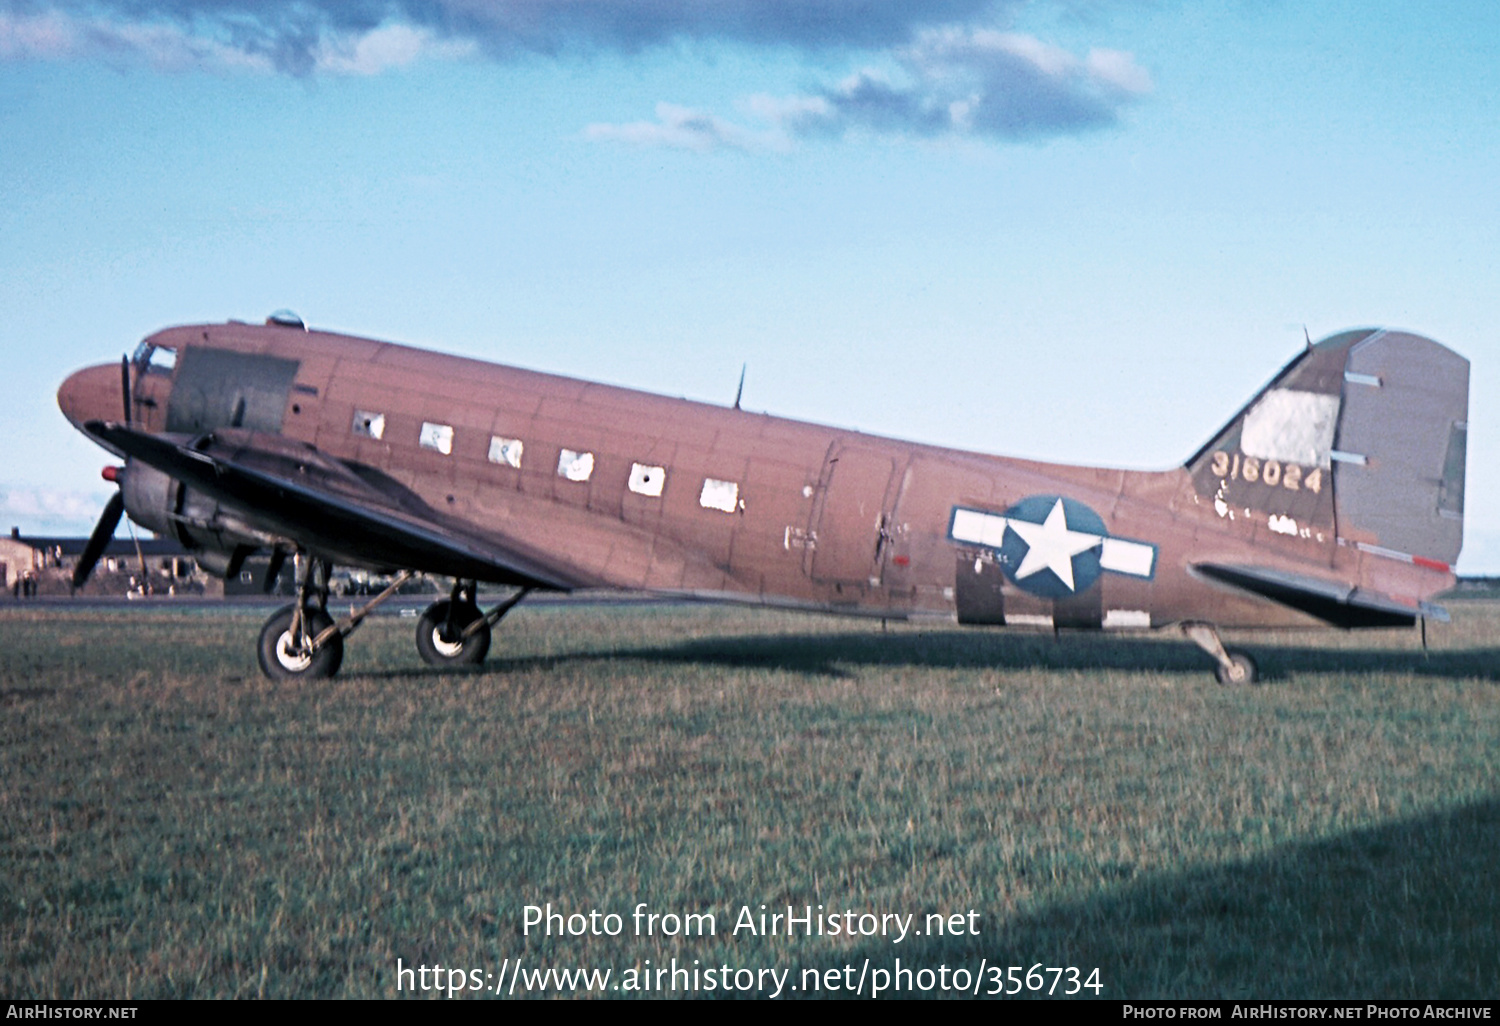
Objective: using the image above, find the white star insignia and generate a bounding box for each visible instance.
[1006,498,1102,592]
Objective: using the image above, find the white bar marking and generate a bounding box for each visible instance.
[1103,609,1151,628]
[1099,538,1155,577]
[1005,614,1054,628]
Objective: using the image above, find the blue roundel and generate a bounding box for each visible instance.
[998,495,1107,599]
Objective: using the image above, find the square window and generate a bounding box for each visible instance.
[699,478,740,513]
[488,436,524,468]
[352,410,385,440]
[420,422,454,455]
[628,462,666,497]
[557,449,595,482]
[145,346,177,374]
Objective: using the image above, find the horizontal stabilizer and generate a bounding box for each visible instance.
[1193,562,1442,628]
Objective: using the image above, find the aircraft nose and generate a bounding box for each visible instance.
[57,362,127,430]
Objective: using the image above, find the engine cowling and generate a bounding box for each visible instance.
[119,460,272,578]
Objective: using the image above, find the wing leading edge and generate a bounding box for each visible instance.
[85,420,579,591]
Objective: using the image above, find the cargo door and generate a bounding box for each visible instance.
[806,443,897,584]
[166,347,300,435]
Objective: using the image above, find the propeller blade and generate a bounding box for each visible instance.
[72,492,125,589]
[120,355,133,427]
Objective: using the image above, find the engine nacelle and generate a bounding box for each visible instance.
[119,460,273,578]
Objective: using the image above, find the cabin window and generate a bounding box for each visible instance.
[557,449,595,482]
[352,410,386,440]
[628,463,666,497]
[420,422,454,455]
[489,436,524,469]
[699,478,740,513]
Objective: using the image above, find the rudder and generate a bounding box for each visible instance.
[1333,330,1467,566]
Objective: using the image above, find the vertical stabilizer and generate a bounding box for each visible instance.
[1187,329,1468,567]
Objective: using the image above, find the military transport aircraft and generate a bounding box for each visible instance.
[56,316,1468,684]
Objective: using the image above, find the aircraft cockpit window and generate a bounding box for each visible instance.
[420,422,454,455]
[557,449,595,482]
[132,343,177,375]
[352,410,386,440]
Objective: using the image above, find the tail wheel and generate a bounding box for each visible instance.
[416,600,491,667]
[258,604,343,681]
[1215,650,1259,686]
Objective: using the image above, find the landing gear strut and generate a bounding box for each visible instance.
[259,603,342,680]
[258,553,341,681]
[254,553,413,681]
[415,581,532,669]
[1181,621,1259,686]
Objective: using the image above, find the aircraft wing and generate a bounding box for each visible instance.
[1193,562,1446,628]
[85,420,579,590]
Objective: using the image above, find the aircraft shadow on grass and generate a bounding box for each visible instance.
[468,628,1500,684]
[813,794,1500,1000]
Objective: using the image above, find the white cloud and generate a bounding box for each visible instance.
[0,9,272,71]
[315,23,477,76]
[0,10,75,59]
[588,25,1153,152]
[0,9,473,75]
[4,2,1152,149]
[585,103,788,154]
[1086,47,1154,97]
[0,486,113,534]
[5,0,1015,72]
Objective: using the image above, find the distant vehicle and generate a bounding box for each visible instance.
[58,317,1467,684]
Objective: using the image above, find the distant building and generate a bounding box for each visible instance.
[4,526,208,597]
[0,528,42,593]
[224,555,295,597]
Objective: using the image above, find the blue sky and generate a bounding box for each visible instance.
[3,0,1497,569]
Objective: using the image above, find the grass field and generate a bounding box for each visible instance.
[1,600,1497,999]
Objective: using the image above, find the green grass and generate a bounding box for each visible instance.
[0,601,1497,999]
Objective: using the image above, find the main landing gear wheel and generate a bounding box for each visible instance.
[258,604,343,681]
[1215,650,1259,687]
[416,600,491,668]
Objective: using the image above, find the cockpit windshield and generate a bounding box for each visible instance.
[131,341,178,375]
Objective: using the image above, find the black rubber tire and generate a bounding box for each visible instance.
[1214,650,1259,686]
[416,600,491,667]
[257,604,344,681]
